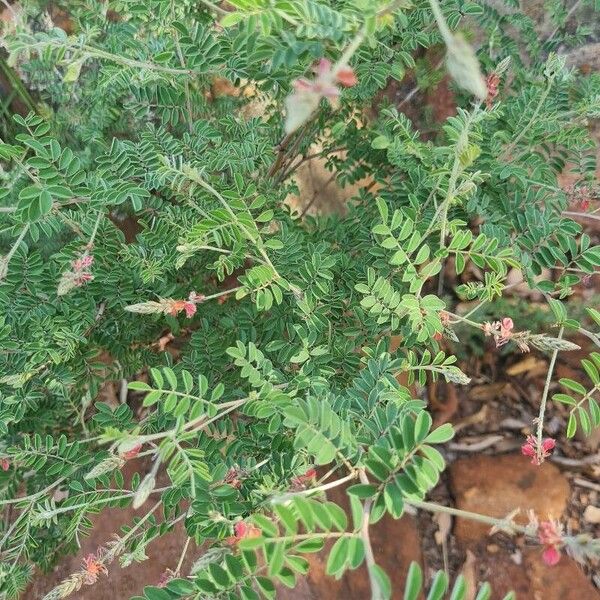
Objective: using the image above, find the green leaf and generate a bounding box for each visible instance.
[383,481,404,519]
[326,537,349,576]
[142,588,171,600]
[267,541,286,576]
[347,484,378,498]
[128,381,152,391]
[559,378,586,395]
[424,423,454,444]
[370,564,392,600]
[372,135,390,150]
[474,582,492,600]
[403,561,422,600]
[566,413,577,438]
[426,570,449,600]
[143,390,162,407]
[294,538,325,553]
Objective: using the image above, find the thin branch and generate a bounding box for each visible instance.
[359,470,384,600]
[563,210,600,223]
[535,326,563,461]
[408,499,527,534]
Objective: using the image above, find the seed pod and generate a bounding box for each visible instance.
[445,34,487,101]
[84,455,125,480]
[124,301,167,314]
[528,335,580,352]
[284,90,320,135]
[133,473,156,509]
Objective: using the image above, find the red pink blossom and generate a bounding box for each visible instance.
[225,520,262,545]
[120,443,142,461]
[537,520,563,565]
[482,316,515,348]
[521,435,556,465]
[485,72,500,108]
[81,553,108,585]
[167,291,205,318]
[291,468,317,490]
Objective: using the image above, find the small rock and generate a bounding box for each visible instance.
[583,505,600,524]
[476,551,532,598]
[449,454,570,543]
[479,546,600,600]
[525,550,600,600]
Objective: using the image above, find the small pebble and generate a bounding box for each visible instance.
[583,505,600,524]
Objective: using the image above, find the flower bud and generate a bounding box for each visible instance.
[133,473,156,509]
[118,439,143,460]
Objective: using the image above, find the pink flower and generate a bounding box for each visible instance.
[482,322,495,336]
[538,520,563,565]
[293,59,341,102]
[521,435,556,465]
[73,254,94,271]
[1,458,9,471]
[183,301,197,318]
[542,545,561,566]
[120,443,142,461]
[74,271,94,286]
[157,569,175,588]
[482,317,515,348]
[225,521,262,545]
[291,467,317,490]
[336,66,358,87]
[81,553,108,585]
[224,467,242,489]
[167,291,204,319]
[496,317,514,347]
[58,252,95,295]
[485,72,500,108]
[285,58,358,134]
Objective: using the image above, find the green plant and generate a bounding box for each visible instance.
[1,1,599,599]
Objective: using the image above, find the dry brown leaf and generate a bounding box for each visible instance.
[434,512,452,546]
[459,549,478,600]
[449,434,504,452]
[468,382,508,401]
[453,405,488,433]
[506,355,547,377]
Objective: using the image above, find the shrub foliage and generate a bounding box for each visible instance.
[1,0,599,599]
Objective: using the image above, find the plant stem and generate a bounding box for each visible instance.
[183,167,278,275]
[535,326,563,461]
[359,469,384,600]
[175,536,192,574]
[563,210,600,223]
[0,223,30,280]
[427,0,453,45]
[407,499,527,534]
[171,3,194,133]
[80,43,193,76]
[502,76,554,160]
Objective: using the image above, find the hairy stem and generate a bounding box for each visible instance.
[535,326,564,460]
